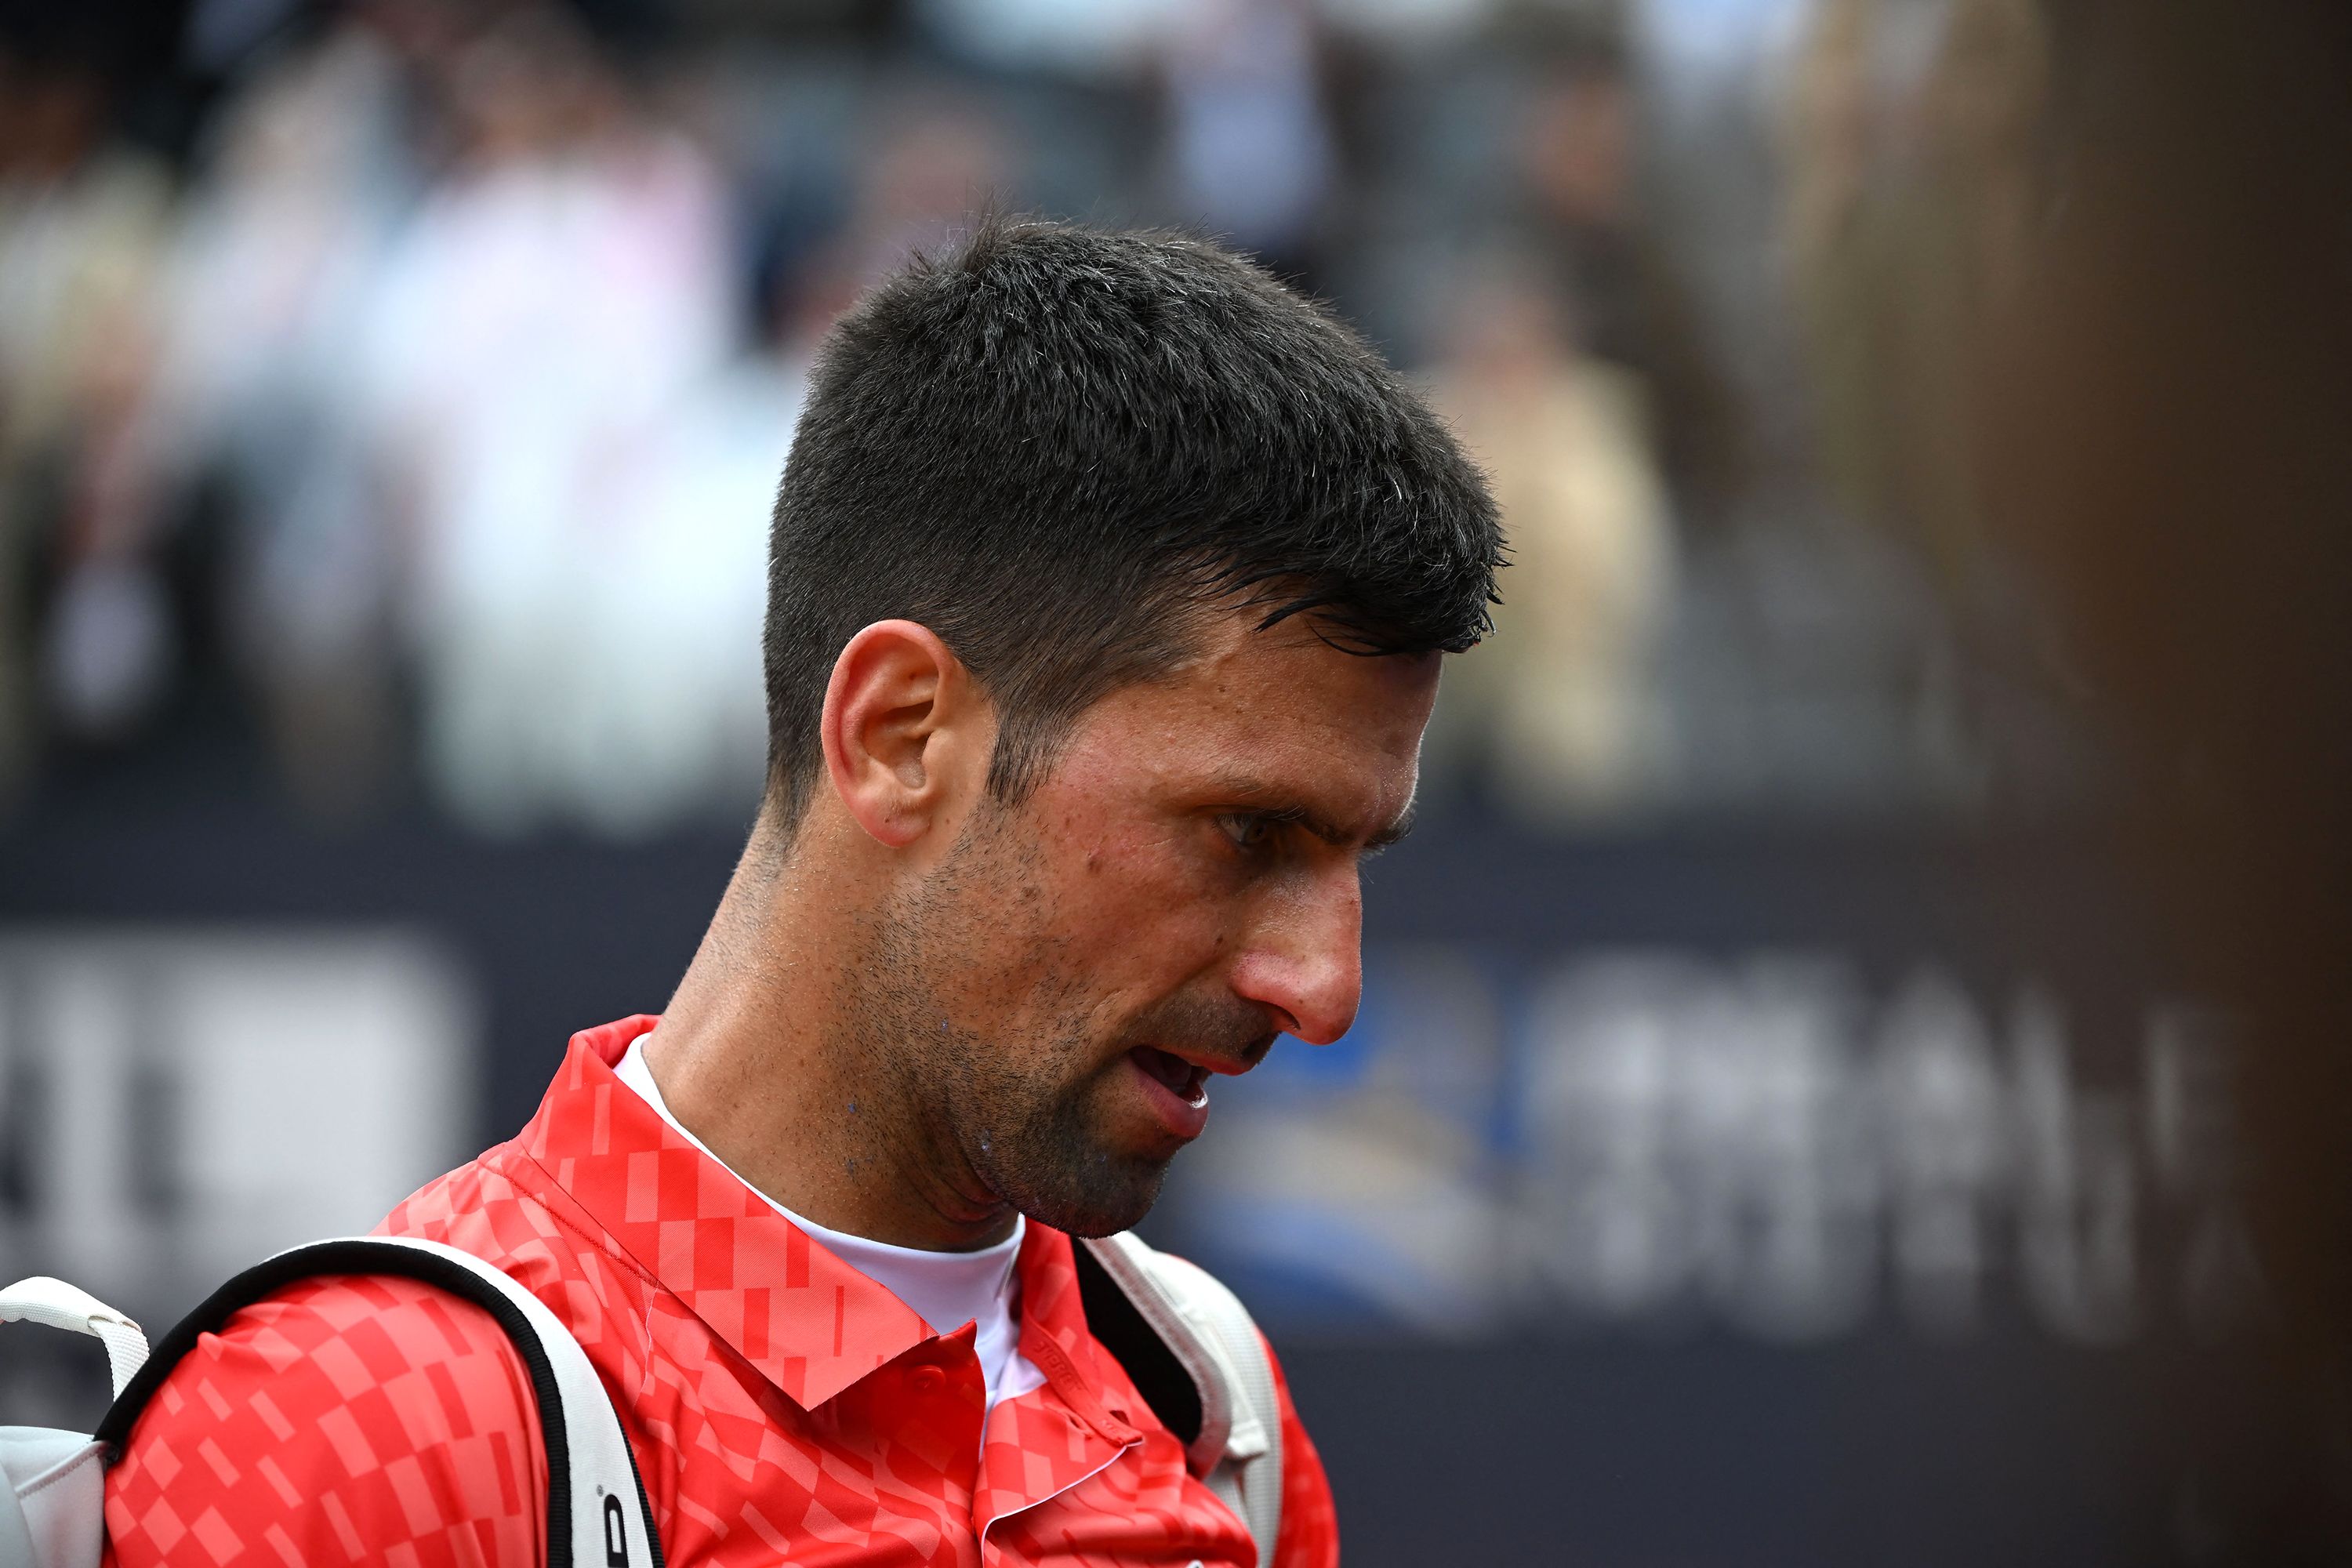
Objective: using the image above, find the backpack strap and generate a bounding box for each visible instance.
[0,1278,150,1568]
[1077,1234,1283,1567]
[93,1236,662,1568]
[0,1278,150,1399]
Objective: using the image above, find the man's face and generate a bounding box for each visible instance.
[853,614,1439,1238]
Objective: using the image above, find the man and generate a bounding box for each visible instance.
[102,216,1501,1567]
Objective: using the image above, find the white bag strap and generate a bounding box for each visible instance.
[94,1237,662,1568]
[0,1279,148,1399]
[1083,1234,1283,1566]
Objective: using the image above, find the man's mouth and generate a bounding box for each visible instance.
[1129,1045,1210,1108]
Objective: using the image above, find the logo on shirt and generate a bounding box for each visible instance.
[604,1493,629,1566]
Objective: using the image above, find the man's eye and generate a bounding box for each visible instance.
[1218,814,1277,853]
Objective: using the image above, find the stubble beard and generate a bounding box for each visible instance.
[846,805,1174,1240]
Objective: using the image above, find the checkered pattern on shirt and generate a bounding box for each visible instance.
[105,1016,1338,1568]
[101,1274,544,1568]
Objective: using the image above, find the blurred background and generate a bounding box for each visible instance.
[2,0,2348,1562]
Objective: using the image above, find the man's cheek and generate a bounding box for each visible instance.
[1062,847,1211,946]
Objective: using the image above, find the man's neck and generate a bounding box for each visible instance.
[644,819,1019,1252]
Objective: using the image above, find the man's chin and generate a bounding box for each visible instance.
[968,1068,1196,1237]
[996,1145,1172,1239]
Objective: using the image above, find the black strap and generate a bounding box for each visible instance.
[94,1240,662,1568]
[1072,1238,1203,1447]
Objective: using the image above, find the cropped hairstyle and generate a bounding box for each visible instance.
[762,215,1502,825]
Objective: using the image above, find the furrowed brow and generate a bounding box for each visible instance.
[1211,775,1416,851]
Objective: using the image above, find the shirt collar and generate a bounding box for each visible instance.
[514,1016,935,1410]
[612,1030,1029,1346]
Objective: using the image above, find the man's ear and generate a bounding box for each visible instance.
[820,620,993,849]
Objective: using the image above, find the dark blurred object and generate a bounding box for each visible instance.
[0,0,196,154]
[2001,4,2352,1537]
[1800,0,2352,1552]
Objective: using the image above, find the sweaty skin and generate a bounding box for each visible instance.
[647,608,1439,1251]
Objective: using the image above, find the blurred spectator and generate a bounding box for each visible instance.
[1152,0,1337,284]
[1428,255,1675,822]
[146,22,416,813]
[813,87,1018,301]
[1509,47,1742,517]
[1783,0,2048,565]
[358,8,735,833]
[0,56,174,778]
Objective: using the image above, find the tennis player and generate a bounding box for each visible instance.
[103,216,1501,1568]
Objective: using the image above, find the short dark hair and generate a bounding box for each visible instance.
[761,215,1502,825]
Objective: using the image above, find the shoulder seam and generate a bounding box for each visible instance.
[479,1145,666,1416]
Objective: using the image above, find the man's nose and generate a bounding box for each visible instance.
[1227,867,1363,1047]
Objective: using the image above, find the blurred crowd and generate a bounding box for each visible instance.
[0,0,2080,837]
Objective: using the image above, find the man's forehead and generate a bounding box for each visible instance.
[1119,657,1431,826]
[1160,612,1442,700]
[1053,606,1440,802]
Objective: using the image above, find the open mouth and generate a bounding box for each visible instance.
[1129,1045,1209,1108]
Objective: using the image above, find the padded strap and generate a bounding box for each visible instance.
[95,1237,662,1568]
[0,1277,149,1399]
[1083,1235,1283,1566]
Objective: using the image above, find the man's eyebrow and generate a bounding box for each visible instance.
[1213,777,1417,851]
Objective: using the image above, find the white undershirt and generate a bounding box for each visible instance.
[614,1034,1048,1410]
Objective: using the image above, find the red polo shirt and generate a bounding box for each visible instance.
[103,1017,1338,1567]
